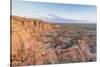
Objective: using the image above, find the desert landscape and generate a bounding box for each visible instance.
[11,16,96,66]
[11,0,96,66]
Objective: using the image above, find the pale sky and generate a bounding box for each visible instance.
[12,0,97,23]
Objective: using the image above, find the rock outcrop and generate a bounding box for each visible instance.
[11,16,96,66]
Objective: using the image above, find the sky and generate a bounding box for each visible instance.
[12,0,97,23]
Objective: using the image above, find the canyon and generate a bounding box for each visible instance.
[11,16,96,66]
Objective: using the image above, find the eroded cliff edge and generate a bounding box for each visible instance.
[11,16,96,66]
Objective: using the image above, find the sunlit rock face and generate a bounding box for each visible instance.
[11,16,96,66]
[11,16,56,66]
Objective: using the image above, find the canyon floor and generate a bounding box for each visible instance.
[11,16,96,66]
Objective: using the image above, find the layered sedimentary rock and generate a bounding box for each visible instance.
[11,16,96,66]
[11,16,54,32]
[11,16,55,65]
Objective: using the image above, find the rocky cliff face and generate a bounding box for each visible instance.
[11,16,54,32]
[11,16,56,66]
[11,16,96,66]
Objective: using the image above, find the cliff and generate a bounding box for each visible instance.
[11,16,96,66]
